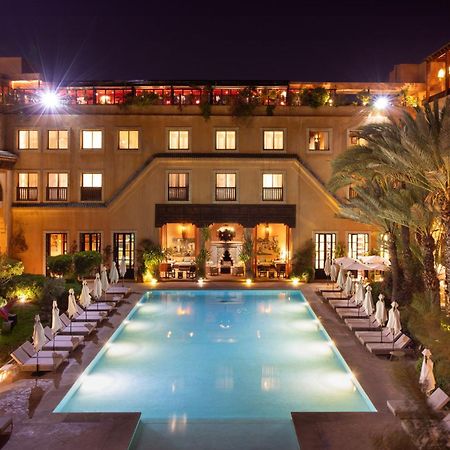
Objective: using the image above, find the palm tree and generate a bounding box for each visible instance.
[329,178,403,302]
[356,100,450,303]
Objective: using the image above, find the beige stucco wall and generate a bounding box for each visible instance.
[6,105,380,274]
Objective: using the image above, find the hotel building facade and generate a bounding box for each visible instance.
[0,47,445,279]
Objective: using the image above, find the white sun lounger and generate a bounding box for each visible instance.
[355,329,401,344]
[58,314,96,335]
[21,341,69,361]
[43,327,83,351]
[329,297,358,309]
[336,307,368,319]
[387,387,450,418]
[71,305,106,323]
[345,316,380,331]
[11,347,64,372]
[366,334,411,355]
[84,301,116,313]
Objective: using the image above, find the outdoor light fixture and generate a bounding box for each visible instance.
[150,278,158,287]
[198,278,204,286]
[437,68,445,80]
[245,278,252,286]
[40,91,61,109]
[373,96,389,110]
[292,277,300,286]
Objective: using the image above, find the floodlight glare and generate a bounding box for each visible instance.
[40,91,60,108]
[373,96,389,110]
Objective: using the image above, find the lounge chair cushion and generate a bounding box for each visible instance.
[428,388,450,410]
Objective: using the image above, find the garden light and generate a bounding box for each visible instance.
[150,278,158,287]
[245,278,252,286]
[198,278,204,286]
[292,277,300,286]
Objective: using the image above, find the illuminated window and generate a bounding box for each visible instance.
[215,131,236,150]
[348,130,367,147]
[80,232,102,252]
[347,233,369,259]
[168,130,189,150]
[215,173,236,201]
[17,172,38,201]
[168,172,189,201]
[263,130,284,150]
[315,233,336,269]
[18,130,39,149]
[119,130,139,149]
[46,233,68,257]
[308,130,330,151]
[113,232,135,278]
[47,173,68,201]
[48,130,69,149]
[81,130,103,149]
[262,173,283,201]
[81,173,102,201]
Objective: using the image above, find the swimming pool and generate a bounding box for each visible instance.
[55,289,375,421]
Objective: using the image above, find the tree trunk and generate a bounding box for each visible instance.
[400,225,414,303]
[421,232,440,303]
[442,200,450,309]
[388,233,401,303]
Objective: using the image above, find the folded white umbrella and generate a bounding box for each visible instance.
[362,285,374,315]
[337,266,345,290]
[355,279,365,305]
[32,315,46,352]
[375,294,387,326]
[324,254,331,277]
[100,266,110,292]
[344,272,353,296]
[51,301,62,335]
[419,348,436,395]
[330,263,337,282]
[119,258,127,278]
[386,301,401,335]
[93,273,102,299]
[67,289,78,319]
[109,261,119,284]
[79,280,91,308]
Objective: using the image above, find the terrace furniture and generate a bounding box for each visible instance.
[58,314,96,335]
[345,316,381,331]
[0,416,13,435]
[102,294,124,304]
[329,297,358,309]
[159,263,175,279]
[366,334,412,355]
[209,266,219,276]
[21,341,69,361]
[232,266,244,276]
[187,265,196,279]
[275,262,286,278]
[43,326,84,351]
[106,286,131,297]
[71,305,107,323]
[355,329,401,345]
[387,387,450,418]
[336,307,368,319]
[83,301,116,314]
[11,347,64,372]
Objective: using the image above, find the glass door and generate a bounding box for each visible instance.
[113,232,135,278]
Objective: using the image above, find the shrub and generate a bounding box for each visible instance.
[73,251,102,278]
[47,254,73,278]
[230,86,259,117]
[291,239,315,282]
[0,254,24,289]
[141,242,165,279]
[5,274,47,303]
[299,87,329,108]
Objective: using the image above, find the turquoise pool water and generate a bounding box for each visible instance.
[55,290,375,419]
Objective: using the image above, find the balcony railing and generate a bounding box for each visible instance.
[262,187,283,201]
[215,187,236,201]
[16,187,38,201]
[168,186,189,201]
[80,187,102,201]
[46,187,68,201]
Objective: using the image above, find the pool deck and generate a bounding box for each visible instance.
[0,281,409,449]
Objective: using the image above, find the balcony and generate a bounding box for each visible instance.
[215,187,236,201]
[46,187,68,201]
[262,187,283,201]
[16,187,38,201]
[80,187,102,201]
[168,186,189,201]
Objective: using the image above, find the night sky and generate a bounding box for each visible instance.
[1,1,450,83]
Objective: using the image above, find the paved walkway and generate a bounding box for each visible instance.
[0,282,409,449]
